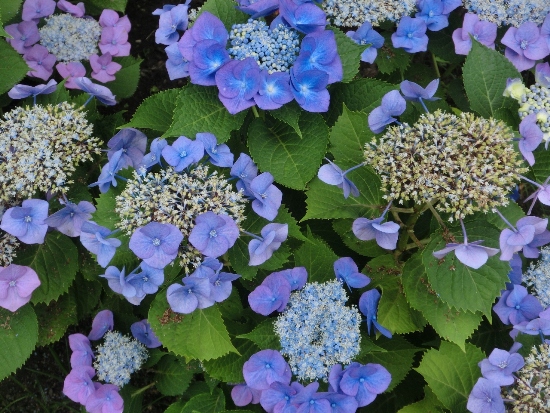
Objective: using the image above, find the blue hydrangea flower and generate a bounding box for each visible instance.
[196,132,234,167]
[290,68,330,112]
[89,149,126,193]
[74,77,117,106]
[467,378,505,413]
[452,13,497,55]
[352,216,400,250]
[333,257,370,289]
[45,200,95,237]
[63,365,96,405]
[279,267,307,291]
[249,172,283,221]
[248,271,292,315]
[188,40,231,86]
[339,364,392,407]
[254,71,293,110]
[8,79,57,101]
[493,284,543,325]
[80,222,121,268]
[100,266,137,300]
[367,90,406,133]
[88,309,114,341]
[127,263,164,295]
[1,199,49,244]
[415,0,448,31]
[129,222,183,269]
[161,135,204,171]
[188,211,239,258]
[139,138,168,170]
[131,320,162,348]
[278,0,326,34]
[391,16,428,53]
[155,2,190,45]
[358,289,392,338]
[232,383,262,407]
[243,349,292,390]
[248,223,288,266]
[216,58,261,114]
[517,113,543,166]
[85,383,124,413]
[230,153,258,196]
[107,128,148,169]
[68,334,93,368]
[346,22,384,64]
[237,0,279,18]
[478,348,524,386]
[317,159,361,199]
[400,78,439,102]
[258,381,303,412]
[165,43,189,80]
[167,276,214,313]
[293,30,342,84]
[208,270,241,302]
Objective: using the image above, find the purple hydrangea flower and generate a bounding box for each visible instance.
[216,58,261,114]
[62,366,96,405]
[99,27,131,57]
[140,138,168,170]
[5,21,40,53]
[188,40,231,86]
[73,77,117,106]
[196,132,233,167]
[290,68,330,112]
[153,5,176,16]
[339,363,392,407]
[318,159,360,199]
[367,90,406,133]
[517,113,543,166]
[85,383,123,413]
[23,44,56,81]
[161,135,204,171]
[230,153,258,197]
[334,257,370,289]
[56,0,85,17]
[8,79,57,100]
[391,17,428,53]
[131,320,162,348]
[279,267,307,291]
[80,221,121,268]
[56,62,86,89]
[499,216,550,260]
[99,9,131,32]
[155,2,190,45]
[69,333,93,368]
[44,200,96,237]
[321,392,359,413]
[248,271,292,315]
[536,62,550,88]
[292,382,329,413]
[165,43,190,80]
[167,276,214,313]
[259,381,303,412]
[433,240,499,269]
[0,264,41,312]
[493,284,543,325]
[359,289,392,338]
[22,0,56,22]
[232,383,262,406]
[346,22,384,64]
[400,79,439,102]
[88,309,114,341]
[248,223,289,266]
[99,266,137,300]
[178,11,228,61]
[208,270,240,303]
[90,53,122,83]
[107,128,148,169]
[502,22,549,72]
[452,13,497,55]
[127,263,164,295]
[514,317,550,336]
[1,199,49,245]
[129,222,184,269]
[278,0,326,34]
[189,212,239,258]
[254,71,293,110]
[352,216,400,250]
[479,348,524,386]
[467,378,505,413]
[249,172,283,221]
[243,349,292,390]
[293,30,342,84]
[237,0,279,18]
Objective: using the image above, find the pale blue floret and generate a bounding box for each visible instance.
[228,19,300,74]
[94,331,148,388]
[322,0,417,27]
[274,280,361,381]
[524,246,550,307]
[39,13,102,62]
[463,0,550,26]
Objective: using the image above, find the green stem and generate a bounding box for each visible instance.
[390,207,415,213]
[24,367,64,382]
[426,200,446,229]
[251,106,260,118]
[405,238,430,250]
[132,382,157,397]
[431,52,441,78]
[49,346,68,375]
[394,202,430,259]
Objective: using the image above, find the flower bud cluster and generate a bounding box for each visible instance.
[0,102,101,203]
[229,19,300,74]
[39,13,102,62]
[322,0,416,27]
[274,280,361,381]
[518,84,550,137]
[0,232,19,267]
[364,110,526,221]
[115,165,246,270]
[524,246,550,307]
[463,0,550,26]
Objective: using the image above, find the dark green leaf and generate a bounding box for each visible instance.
[155,355,196,396]
[329,26,363,83]
[181,388,226,413]
[35,292,77,347]
[202,338,260,382]
[376,33,412,75]
[270,101,302,138]
[329,104,373,166]
[237,319,280,350]
[294,229,339,283]
[197,0,249,31]
[0,40,29,95]
[109,56,142,100]
[0,1,23,24]
[120,89,181,133]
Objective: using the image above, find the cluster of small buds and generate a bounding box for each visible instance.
[524,246,550,307]
[0,102,101,203]
[228,20,300,74]
[463,0,550,26]
[94,331,148,388]
[187,7,201,23]
[364,110,526,221]
[115,165,246,271]
[39,13,102,62]
[507,343,550,411]
[322,0,416,27]
[274,280,361,381]
[517,84,550,137]
[0,231,19,267]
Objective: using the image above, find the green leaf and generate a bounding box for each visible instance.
[120,384,143,413]
[402,253,483,351]
[532,149,550,182]
[326,78,396,126]
[270,101,302,138]
[397,386,445,413]
[228,238,258,280]
[84,0,127,13]
[0,305,38,381]
[120,88,180,133]
[165,84,247,142]
[416,342,485,413]
[148,294,238,361]
[198,0,249,31]
[14,232,78,305]
[421,221,510,318]
[329,104,373,166]
[294,229,339,283]
[108,56,142,100]
[0,40,30,95]
[248,112,329,190]
[0,1,23,24]
[181,388,226,413]
[155,355,196,396]
[485,201,525,231]
[237,319,280,350]
[165,401,186,413]
[358,336,421,392]
[35,292,77,347]
[333,219,386,257]
[462,40,521,119]
[376,34,412,75]
[71,273,102,320]
[302,167,383,221]
[0,25,9,38]
[203,338,260,382]
[367,255,426,335]
[329,26,363,83]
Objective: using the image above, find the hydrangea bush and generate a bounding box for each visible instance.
[3,0,550,412]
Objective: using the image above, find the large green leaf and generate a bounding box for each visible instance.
[376,33,412,75]
[202,338,260,382]
[164,84,247,142]
[15,232,78,305]
[148,294,238,361]
[462,40,520,119]
[181,388,226,413]
[402,253,483,351]
[120,89,181,133]
[109,56,142,100]
[302,167,383,221]
[0,40,29,95]
[155,355,196,396]
[270,101,303,138]
[532,149,550,183]
[416,342,485,413]
[421,221,509,318]
[329,26,363,83]
[397,386,445,413]
[35,292,77,347]
[329,105,372,166]
[294,229,339,283]
[237,319,280,350]
[84,0,127,12]
[198,0,249,30]
[0,305,38,381]
[248,112,329,190]
[0,0,23,24]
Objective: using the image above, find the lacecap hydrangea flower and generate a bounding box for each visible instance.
[158,5,343,113]
[463,0,550,27]
[6,0,130,85]
[322,0,417,28]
